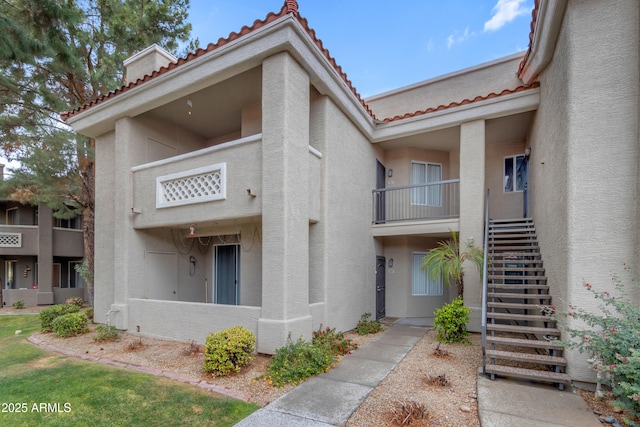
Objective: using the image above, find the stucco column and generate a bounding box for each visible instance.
[36,204,54,305]
[258,52,311,354]
[459,119,485,332]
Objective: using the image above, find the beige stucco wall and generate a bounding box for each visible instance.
[529,0,639,382]
[383,236,453,318]
[309,92,381,333]
[366,55,524,120]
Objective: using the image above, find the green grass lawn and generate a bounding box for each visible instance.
[0,315,259,426]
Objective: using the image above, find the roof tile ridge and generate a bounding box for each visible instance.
[292,13,378,120]
[381,83,540,123]
[517,0,540,79]
[62,4,291,121]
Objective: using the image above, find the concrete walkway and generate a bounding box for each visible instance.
[477,370,603,427]
[236,323,427,426]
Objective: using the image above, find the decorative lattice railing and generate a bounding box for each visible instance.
[0,232,22,247]
[156,163,227,208]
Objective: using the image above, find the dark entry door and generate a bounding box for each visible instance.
[375,256,386,320]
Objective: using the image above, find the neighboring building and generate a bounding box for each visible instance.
[63,0,638,383]
[0,169,85,307]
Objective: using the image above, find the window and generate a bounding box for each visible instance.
[69,261,84,288]
[54,216,82,229]
[412,252,443,296]
[504,155,525,192]
[6,207,17,225]
[411,162,442,206]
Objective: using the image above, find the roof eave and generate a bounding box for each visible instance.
[518,0,568,84]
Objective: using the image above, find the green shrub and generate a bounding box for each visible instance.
[40,304,81,332]
[433,297,470,343]
[204,326,255,376]
[265,334,335,387]
[94,324,119,342]
[52,312,89,338]
[83,306,94,320]
[355,312,383,335]
[312,325,358,356]
[12,300,24,309]
[548,276,640,426]
[65,297,84,307]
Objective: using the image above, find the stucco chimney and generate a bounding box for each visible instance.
[123,44,177,85]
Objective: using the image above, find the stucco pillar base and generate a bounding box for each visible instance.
[466,305,482,333]
[37,292,54,305]
[108,304,128,330]
[257,315,313,355]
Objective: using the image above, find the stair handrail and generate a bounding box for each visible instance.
[481,188,490,374]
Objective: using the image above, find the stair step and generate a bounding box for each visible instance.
[486,312,553,322]
[489,267,545,272]
[486,349,567,366]
[489,228,536,234]
[491,252,541,257]
[489,218,533,224]
[485,365,571,384]
[488,284,549,291]
[491,246,540,251]
[490,259,543,265]
[487,301,546,310]
[487,293,551,300]
[489,238,538,244]
[488,275,547,281]
[487,323,560,335]
[486,335,564,350]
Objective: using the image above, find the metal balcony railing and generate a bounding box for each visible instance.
[372,179,460,224]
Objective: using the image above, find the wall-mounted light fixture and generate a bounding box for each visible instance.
[524,147,531,157]
[388,258,394,268]
[189,224,196,237]
[246,188,256,197]
[187,98,193,115]
[387,169,393,178]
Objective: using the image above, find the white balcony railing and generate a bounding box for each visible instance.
[372,179,460,224]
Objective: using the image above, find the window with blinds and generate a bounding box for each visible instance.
[412,252,443,296]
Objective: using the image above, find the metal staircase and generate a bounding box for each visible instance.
[482,217,571,388]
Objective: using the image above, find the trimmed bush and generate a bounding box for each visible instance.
[265,334,335,387]
[40,304,81,332]
[312,325,358,356]
[83,306,94,320]
[12,300,24,309]
[355,312,383,335]
[94,324,119,342]
[433,297,470,343]
[204,326,255,376]
[52,312,89,338]
[66,297,84,307]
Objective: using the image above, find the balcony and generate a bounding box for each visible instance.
[372,179,460,237]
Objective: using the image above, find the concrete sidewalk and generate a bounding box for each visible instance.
[477,371,603,427]
[235,324,427,426]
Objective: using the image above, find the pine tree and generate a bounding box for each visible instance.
[0,0,194,306]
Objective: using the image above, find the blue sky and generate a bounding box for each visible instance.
[187,0,534,97]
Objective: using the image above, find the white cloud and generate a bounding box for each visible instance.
[426,38,434,52]
[484,0,530,32]
[446,27,474,49]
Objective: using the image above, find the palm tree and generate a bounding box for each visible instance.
[422,230,484,298]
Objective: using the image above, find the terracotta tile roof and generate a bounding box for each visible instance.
[61,0,377,121]
[517,0,540,80]
[380,83,540,123]
[61,0,535,126]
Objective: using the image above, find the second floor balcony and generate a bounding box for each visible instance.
[372,179,460,236]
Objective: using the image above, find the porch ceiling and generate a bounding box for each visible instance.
[142,66,262,140]
[375,110,535,152]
